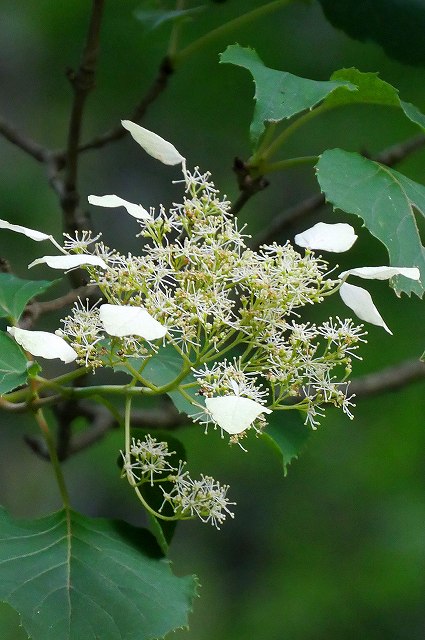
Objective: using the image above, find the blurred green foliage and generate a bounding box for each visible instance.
[0,1,424,638]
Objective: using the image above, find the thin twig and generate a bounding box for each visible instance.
[230,157,270,215]
[21,285,99,329]
[62,0,105,236]
[0,117,49,162]
[252,192,324,249]
[24,401,186,461]
[373,133,425,167]
[76,56,174,154]
[350,357,425,398]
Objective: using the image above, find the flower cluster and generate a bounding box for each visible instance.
[2,121,421,441]
[122,435,234,528]
[1,121,421,526]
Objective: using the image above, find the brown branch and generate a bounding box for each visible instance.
[75,56,175,154]
[21,285,100,329]
[252,192,325,249]
[373,133,425,167]
[230,157,270,216]
[251,133,425,248]
[24,400,186,461]
[62,0,105,236]
[0,117,49,162]
[350,357,425,398]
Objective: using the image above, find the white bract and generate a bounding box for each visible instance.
[88,194,152,220]
[121,120,185,166]
[7,326,77,363]
[294,222,358,253]
[99,304,167,340]
[0,218,52,242]
[28,254,108,270]
[339,266,420,281]
[205,395,272,435]
[339,283,392,334]
[339,266,421,333]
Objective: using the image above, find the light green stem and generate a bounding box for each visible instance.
[35,408,71,509]
[262,155,318,174]
[261,104,328,161]
[175,0,296,65]
[167,0,187,58]
[124,395,132,475]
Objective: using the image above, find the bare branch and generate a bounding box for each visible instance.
[62,0,105,236]
[230,157,269,216]
[373,133,425,167]
[350,358,425,398]
[76,56,174,154]
[21,285,99,329]
[252,193,324,250]
[0,117,49,162]
[24,400,187,461]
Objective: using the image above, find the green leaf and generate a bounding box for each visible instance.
[219,44,356,147]
[318,0,425,69]
[262,409,311,475]
[0,603,29,640]
[0,506,197,640]
[134,3,204,32]
[327,68,425,131]
[316,149,425,297]
[0,273,58,322]
[0,332,29,394]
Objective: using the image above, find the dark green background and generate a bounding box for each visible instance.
[0,1,424,638]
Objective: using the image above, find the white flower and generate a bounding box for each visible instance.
[88,194,152,220]
[205,395,272,435]
[339,266,421,333]
[294,222,358,253]
[28,254,108,270]
[99,304,167,340]
[7,326,77,363]
[121,120,185,166]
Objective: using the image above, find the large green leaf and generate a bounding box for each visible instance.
[316,149,425,297]
[219,44,356,147]
[318,0,425,68]
[327,68,425,131]
[262,409,311,475]
[0,332,29,394]
[0,273,58,322]
[0,506,197,640]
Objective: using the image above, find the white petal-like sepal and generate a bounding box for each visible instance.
[88,194,152,220]
[205,395,272,435]
[339,266,421,281]
[294,222,358,253]
[0,218,51,242]
[7,326,77,363]
[28,255,108,270]
[121,120,185,166]
[339,282,392,334]
[99,304,167,340]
